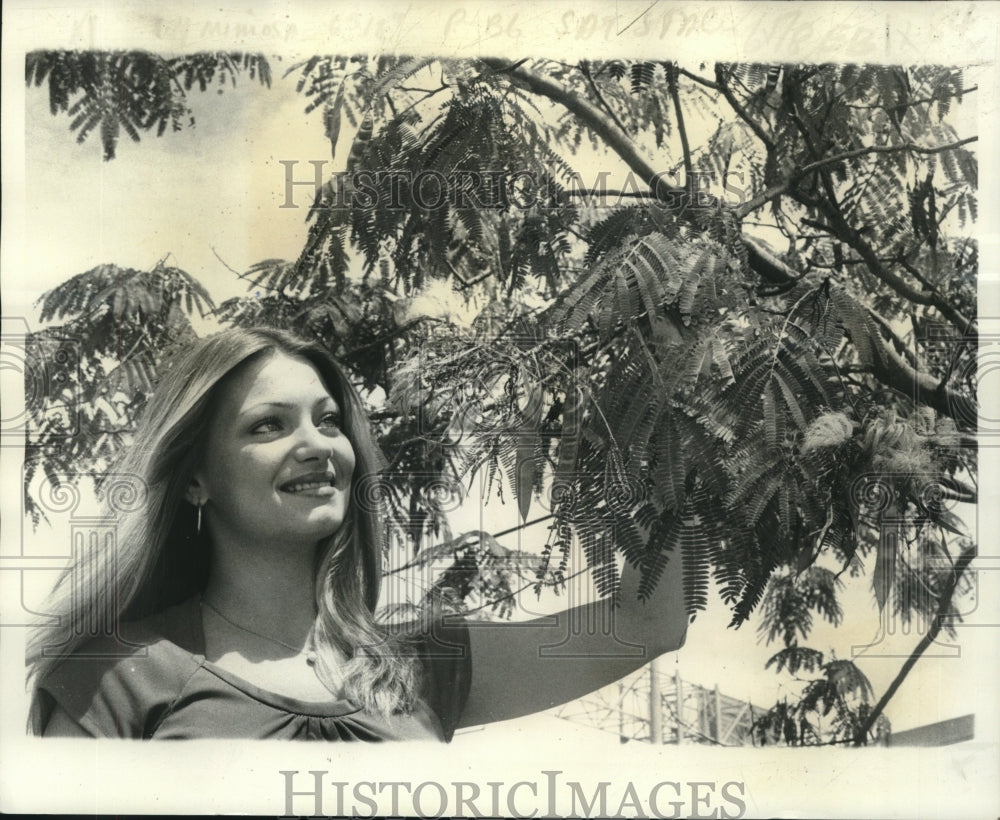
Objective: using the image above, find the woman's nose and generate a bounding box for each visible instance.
[294,421,335,461]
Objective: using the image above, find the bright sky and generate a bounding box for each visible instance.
[18,67,327,315]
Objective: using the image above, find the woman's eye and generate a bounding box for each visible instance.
[319,412,342,430]
[250,417,282,434]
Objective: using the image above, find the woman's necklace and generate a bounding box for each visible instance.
[200,598,318,665]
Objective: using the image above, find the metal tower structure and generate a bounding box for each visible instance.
[554,658,757,746]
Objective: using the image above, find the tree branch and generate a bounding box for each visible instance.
[742,236,798,284]
[344,316,445,360]
[396,85,445,94]
[479,57,680,204]
[803,135,977,171]
[829,205,976,337]
[561,189,654,199]
[480,58,977,425]
[579,60,628,137]
[897,256,963,321]
[866,305,919,368]
[666,62,694,187]
[395,82,451,119]
[677,66,718,91]
[866,323,976,427]
[735,180,790,219]
[746,237,977,425]
[736,135,977,219]
[779,154,977,339]
[844,85,978,111]
[714,64,774,151]
[853,544,976,745]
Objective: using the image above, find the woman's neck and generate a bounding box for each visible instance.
[202,536,318,643]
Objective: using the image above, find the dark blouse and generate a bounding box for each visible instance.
[37,596,472,741]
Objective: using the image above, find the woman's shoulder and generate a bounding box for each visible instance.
[392,608,473,741]
[123,595,207,653]
[38,597,205,738]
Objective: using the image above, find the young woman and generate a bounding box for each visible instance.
[27,327,687,740]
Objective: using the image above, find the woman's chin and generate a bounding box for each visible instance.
[298,510,347,540]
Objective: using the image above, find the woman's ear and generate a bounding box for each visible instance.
[184,478,206,507]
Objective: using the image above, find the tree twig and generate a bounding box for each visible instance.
[853,544,976,745]
[803,135,976,166]
[714,63,774,151]
[560,189,655,200]
[579,60,628,137]
[666,62,693,189]
[865,304,920,368]
[677,66,718,91]
[737,137,978,219]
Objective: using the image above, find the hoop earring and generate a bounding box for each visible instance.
[196,501,203,535]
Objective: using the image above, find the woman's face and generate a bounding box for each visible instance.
[192,350,357,550]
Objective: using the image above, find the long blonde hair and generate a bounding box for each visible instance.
[27,327,419,731]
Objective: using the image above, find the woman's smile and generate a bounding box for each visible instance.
[280,470,338,496]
